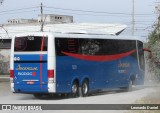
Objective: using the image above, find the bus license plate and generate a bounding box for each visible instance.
[27,81,34,84]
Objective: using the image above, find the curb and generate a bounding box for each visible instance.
[0,77,10,82]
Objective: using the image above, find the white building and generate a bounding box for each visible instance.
[6,14,73,25]
[38,14,73,24]
[7,19,37,24]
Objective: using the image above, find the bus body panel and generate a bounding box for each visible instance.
[14,84,48,93]
[55,55,143,93]
[13,54,48,92]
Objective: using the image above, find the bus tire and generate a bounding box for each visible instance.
[127,79,133,92]
[81,80,89,97]
[71,81,79,97]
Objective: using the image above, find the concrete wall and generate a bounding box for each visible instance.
[0,49,10,75]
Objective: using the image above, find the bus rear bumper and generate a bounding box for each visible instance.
[48,83,56,93]
[11,83,15,93]
[13,83,56,93]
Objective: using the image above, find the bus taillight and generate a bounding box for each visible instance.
[10,70,14,83]
[10,70,14,78]
[48,70,54,83]
[48,70,54,78]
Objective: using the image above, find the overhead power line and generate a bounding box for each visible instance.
[45,6,155,16]
[0,6,39,14]
[45,10,131,17]
[0,9,39,15]
[0,5,156,17]
[45,9,155,18]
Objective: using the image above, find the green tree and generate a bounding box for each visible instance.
[146,15,160,81]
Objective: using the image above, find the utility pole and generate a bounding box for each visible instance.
[132,0,135,36]
[40,2,44,32]
[155,4,160,39]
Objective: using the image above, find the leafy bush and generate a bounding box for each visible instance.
[146,25,160,81]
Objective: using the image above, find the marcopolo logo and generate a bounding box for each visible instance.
[14,57,20,61]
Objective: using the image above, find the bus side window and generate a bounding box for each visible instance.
[81,39,100,55]
[43,37,48,51]
[138,41,145,70]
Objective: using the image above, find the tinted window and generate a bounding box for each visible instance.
[55,38,137,58]
[14,36,48,52]
[138,41,144,70]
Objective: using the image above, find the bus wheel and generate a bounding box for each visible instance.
[127,79,133,92]
[71,81,79,97]
[81,80,89,97]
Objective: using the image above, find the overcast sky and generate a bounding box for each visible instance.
[0,0,158,38]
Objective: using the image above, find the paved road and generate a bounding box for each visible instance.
[0,82,158,113]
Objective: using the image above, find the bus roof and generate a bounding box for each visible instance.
[14,31,144,42]
[0,23,126,39]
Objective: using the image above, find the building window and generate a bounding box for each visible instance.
[55,17,62,20]
[0,39,11,49]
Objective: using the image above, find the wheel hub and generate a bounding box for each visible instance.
[72,84,77,94]
[82,83,88,94]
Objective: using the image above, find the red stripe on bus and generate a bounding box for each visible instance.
[41,36,44,51]
[40,36,44,89]
[40,54,43,89]
[61,50,136,62]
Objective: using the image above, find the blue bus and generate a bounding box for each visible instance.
[10,32,146,97]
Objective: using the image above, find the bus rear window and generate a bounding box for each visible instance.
[14,36,48,52]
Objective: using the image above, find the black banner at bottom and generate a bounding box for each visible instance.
[0,104,160,110]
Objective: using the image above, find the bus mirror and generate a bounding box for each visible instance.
[143,48,152,59]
